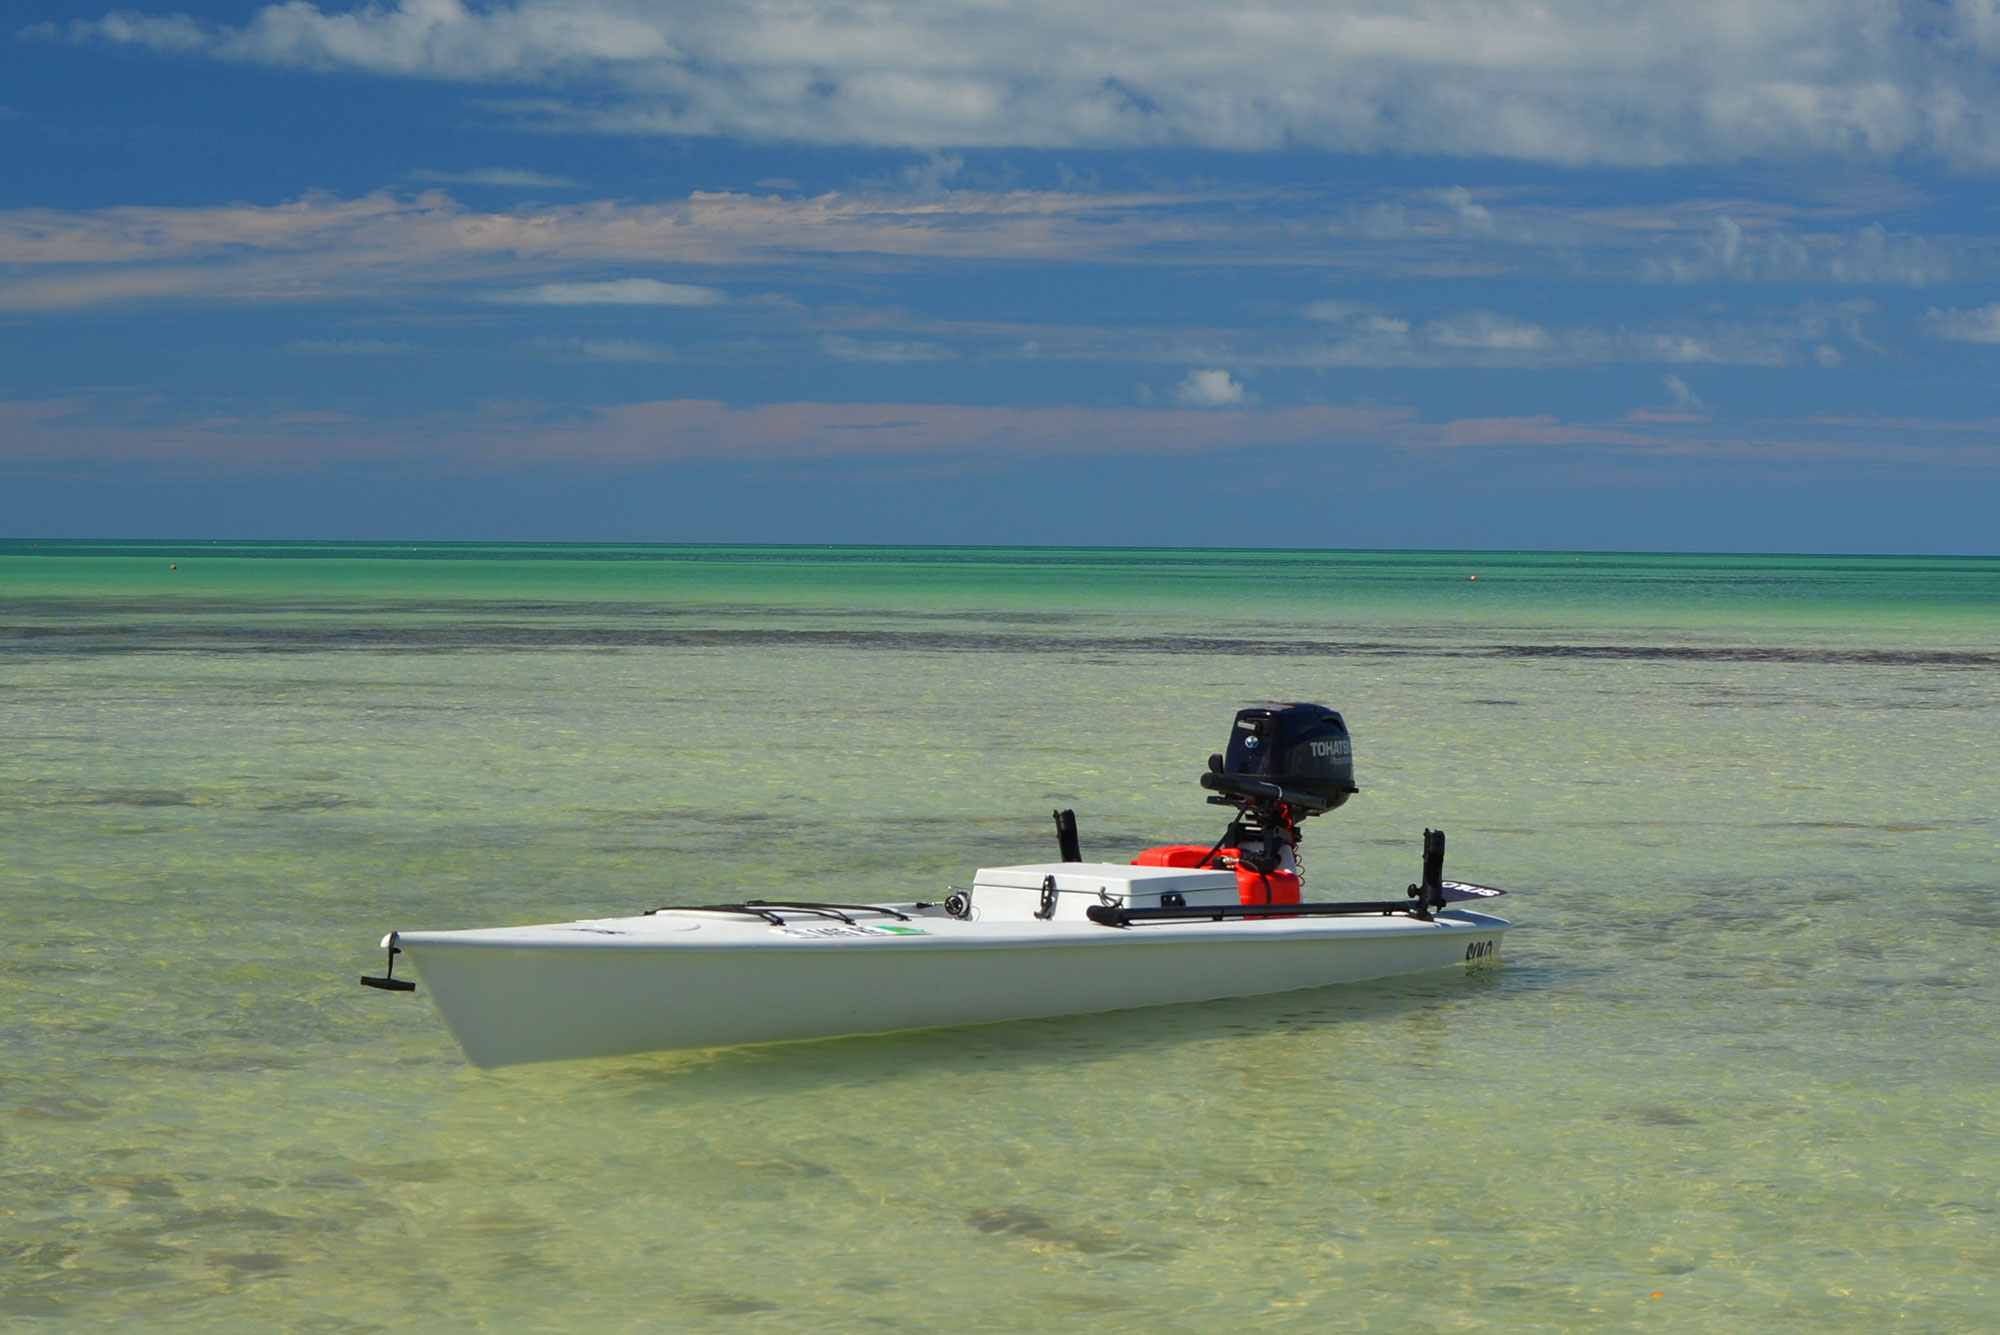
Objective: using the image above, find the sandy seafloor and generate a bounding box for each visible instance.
[2,543,1996,1332]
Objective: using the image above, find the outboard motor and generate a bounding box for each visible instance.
[1212,703,1355,814]
[1136,703,1357,905]
[1205,703,1354,890]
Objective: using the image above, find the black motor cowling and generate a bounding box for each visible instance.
[1217,703,1356,813]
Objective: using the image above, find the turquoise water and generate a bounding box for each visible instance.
[4,543,1997,1330]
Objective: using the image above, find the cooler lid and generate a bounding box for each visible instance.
[971,862,1237,894]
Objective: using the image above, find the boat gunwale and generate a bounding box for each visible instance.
[391,907,1509,953]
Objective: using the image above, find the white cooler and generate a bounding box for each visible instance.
[967,862,1238,923]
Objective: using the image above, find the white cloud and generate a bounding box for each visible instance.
[42,11,209,51]
[289,338,418,354]
[820,335,955,362]
[1431,186,1496,235]
[1923,303,2000,342]
[898,153,965,193]
[0,185,1974,381]
[1184,305,1842,369]
[1303,302,1413,342]
[409,167,578,187]
[1663,374,1705,411]
[523,335,678,361]
[491,279,726,305]
[1176,368,1245,406]
[1426,311,1550,351]
[0,186,1237,311]
[15,393,1991,474]
[1303,301,1364,323]
[1645,217,1953,285]
[44,0,2000,165]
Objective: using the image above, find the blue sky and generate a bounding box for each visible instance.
[4,1,1999,550]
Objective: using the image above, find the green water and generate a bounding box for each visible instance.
[4,543,1997,1331]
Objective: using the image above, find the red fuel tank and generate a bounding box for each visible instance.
[1234,866,1302,906]
[1133,844,1218,869]
[1136,845,1302,906]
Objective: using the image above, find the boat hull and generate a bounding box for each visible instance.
[395,909,1509,1067]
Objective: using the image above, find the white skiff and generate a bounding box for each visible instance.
[364,702,1515,1066]
[373,861,1509,1067]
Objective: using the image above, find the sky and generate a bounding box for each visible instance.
[3,1,1999,550]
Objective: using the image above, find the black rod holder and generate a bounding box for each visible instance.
[360,935,416,992]
[1406,828,1446,919]
[1053,809,1082,862]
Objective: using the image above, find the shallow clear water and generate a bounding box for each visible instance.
[3,543,1997,1331]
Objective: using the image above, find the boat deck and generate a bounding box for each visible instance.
[392,902,1508,953]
